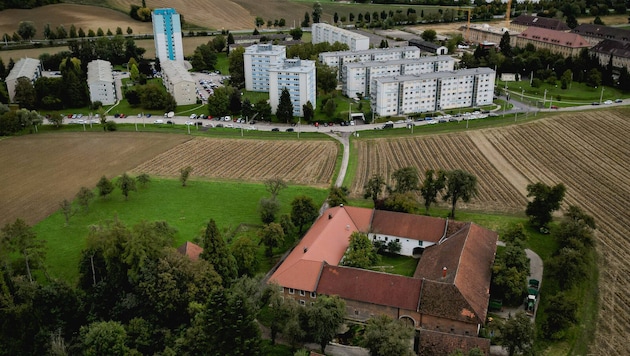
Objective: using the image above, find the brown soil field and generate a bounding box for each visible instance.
[0,132,189,227]
[130,137,338,186]
[0,4,154,40]
[352,110,630,354]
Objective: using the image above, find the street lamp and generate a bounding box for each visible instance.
[600,87,605,104]
[543,89,547,107]
[521,88,524,101]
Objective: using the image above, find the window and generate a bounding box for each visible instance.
[289,288,294,294]
[310,292,317,298]
[299,290,306,297]
[354,310,359,315]
[299,300,306,306]
[418,241,423,246]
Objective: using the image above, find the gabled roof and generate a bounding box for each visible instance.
[316,264,423,310]
[408,38,444,51]
[511,15,570,31]
[176,241,203,261]
[590,39,630,59]
[414,223,498,323]
[418,330,491,355]
[518,27,590,48]
[6,58,40,81]
[269,205,373,291]
[371,210,446,243]
[571,24,630,43]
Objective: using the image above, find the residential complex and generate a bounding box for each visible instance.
[269,206,497,355]
[370,67,495,116]
[87,60,117,105]
[160,60,196,105]
[243,43,287,92]
[571,24,630,46]
[6,57,41,103]
[319,46,421,78]
[516,27,591,57]
[269,58,316,117]
[590,39,630,69]
[510,15,570,32]
[152,8,184,62]
[312,23,369,51]
[342,56,456,99]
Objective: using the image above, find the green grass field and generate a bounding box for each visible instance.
[34,178,328,283]
[500,80,625,108]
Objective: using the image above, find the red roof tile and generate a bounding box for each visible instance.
[518,27,590,48]
[316,264,423,310]
[371,210,446,243]
[418,330,490,356]
[176,241,203,261]
[269,206,373,291]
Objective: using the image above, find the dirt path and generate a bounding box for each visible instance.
[467,130,531,198]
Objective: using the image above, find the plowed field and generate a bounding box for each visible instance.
[131,138,338,186]
[352,110,630,354]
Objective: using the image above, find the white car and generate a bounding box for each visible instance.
[154,119,164,124]
[184,121,195,125]
[190,114,197,119]
[604,100,613,105]
[223,115,232,121]
[226,123,234,128]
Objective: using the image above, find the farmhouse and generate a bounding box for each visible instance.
[269,206,497,355]
[87,60,117,105]
[5,57,42,103]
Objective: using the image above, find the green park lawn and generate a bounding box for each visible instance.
[500,80,624,107]
[34,178,328,283]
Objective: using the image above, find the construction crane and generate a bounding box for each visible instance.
[505,0,513,29]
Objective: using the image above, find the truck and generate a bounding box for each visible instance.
[525,279,540,316]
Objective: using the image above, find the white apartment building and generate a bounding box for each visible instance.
[319,46,421,78]
[342,56,456,99]
[243,44,287,92]
[6,57,41,103]
[87,60,117,105]
[312,23,370,51]
[152,8,184,62]
[269,59,316,117]
[371,67,495,116]
[160,60,196,105]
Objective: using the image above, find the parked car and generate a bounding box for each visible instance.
[195,121,203,126]
[591,102,600,105]
[190,114,197,119]
[286,128,294,132]
[615,98,623,103]
[271,128,280,131]
[550,105,558,109]
[604,100,613,105]
[215,123,224,128]
[184,121,194,125]
[166,120,174,124]
[154,119,164,124]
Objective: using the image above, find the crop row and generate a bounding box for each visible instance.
[482,111,630,354]
[131,138,338,186]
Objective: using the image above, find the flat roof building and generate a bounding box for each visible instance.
[152,8,184,62]
[371,67,495,116]
[6,57,42,103]
[408,38,448,55]
[342,56,456,99]
[243,43,287,92]
[87,60,117,105]
[160,60,196,105]
[319,46,421,79]
[312,23,370,51]
[269,58,316,118]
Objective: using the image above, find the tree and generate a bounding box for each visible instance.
[207,85,232,117]
[302,101,314,122]
[228,46,245,89]
[291,195,318,235]
[76,186,95,213]
[308,295,346,353]
[341,232,379,268]
[542,292,578,339]
[323,98,336,117]
[229,87,242,114]
[421,29,437,42]
[1,218,45,283]
[17,21,36,41]
[96,176,114,197]
[13,77,36,108]
[443,169,478,218]
[364,174,385,205]
[586,68,602,88]
[255,16,265,27]
[259,197,281,224]
[500,31,512,56]
[420,169,445,214]
[126,26,133,35]
[328,186,348,207]
[390,166,420,194]
[290,27,303,41]
[78,27,86,38]
[81,321,129,356]
[265,286,298,344]
[525,182,566,229]
[383,192,419,213]
[363,315,414,356]
[212,34,227,53]
[502,223,528,246]
[116,173,137,200]
[59,199,76,226]
[312,2,323,23]
[302,12,311,28]
[277,87,294,123]
[230,237,258,276]
[129,63,140,83]
[179,166,193,187]
[136,173,150,188]
[316,63,338,93]
[263,177,287,199]
[199,219,238,285]
[496,311,534,356]
[259,222,285,258]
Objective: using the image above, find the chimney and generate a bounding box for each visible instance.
[303,247,308,253]
[442,266,447,278]
[328,214,333,219]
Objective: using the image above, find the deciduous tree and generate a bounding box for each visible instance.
[17,21,36,41]
[96,176,114,198]
[443,169,478,218]
[341,232,379,268]
[1,218,45,282]
[496,311,534,356]
[308,295,346,353]
[230,237,258,276]
[81,321,129,356]
[390,166,420,194]
[228,46,245,89]
[364,174,385,205]
[420,169,445,214]
[525,182,566,229]
[199,219,237,285]
[363,315,414,356]
[259,197,280,224]
[179,166,193,187]
[13,77,36,109]
[291,195,318,235]
[117,173,137,200]
[76,186,95,213]
[259,222,285,258]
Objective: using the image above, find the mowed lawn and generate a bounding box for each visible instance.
[34,178,328,283]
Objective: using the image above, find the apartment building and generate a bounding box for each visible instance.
[243,43,287,92]
[5,57,42,103]
[312,23,369,51]
[87,60,117,105]
[319,46,421,79]
[160,60,196,105]
[152,8,184,62]
[269,58,316,117]
[370,67,495,116]
[342,56,456,99]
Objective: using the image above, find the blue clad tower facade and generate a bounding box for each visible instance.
[152,8,184,62]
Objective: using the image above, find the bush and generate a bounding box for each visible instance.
[104,121,117,131]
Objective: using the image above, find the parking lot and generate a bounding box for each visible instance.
[189,71,227,103]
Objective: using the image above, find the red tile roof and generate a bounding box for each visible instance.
[414,223,498,323]
[316,264,423,310]
[418,330,491,356]
[176,241,203,261]
[269,206,374,291]
[518,27,590,48]
[371,210,446,243]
